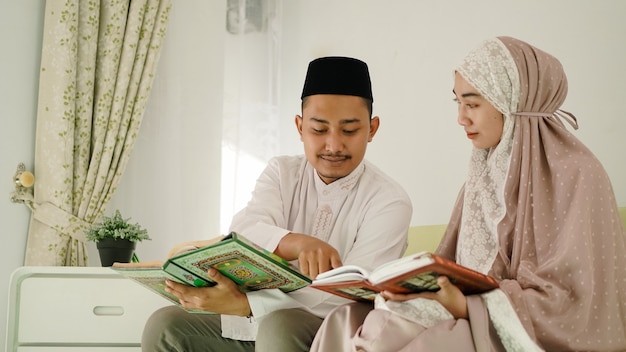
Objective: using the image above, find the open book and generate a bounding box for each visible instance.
[111,266,211,313]
[113,232,312,312]
[310,251,499,302]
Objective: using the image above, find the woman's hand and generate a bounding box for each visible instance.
[382,276,468,319]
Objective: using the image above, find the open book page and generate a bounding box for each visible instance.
[310,253,434,301]
[368,252,432,284]
[312,252,430,285]
[112,267,214,314]
[313,264,371,284]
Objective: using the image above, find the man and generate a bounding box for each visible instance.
[141,56,413,351]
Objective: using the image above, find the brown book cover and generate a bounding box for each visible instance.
[310,252,499,302]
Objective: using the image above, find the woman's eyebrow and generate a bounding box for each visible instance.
[452,89,481,98]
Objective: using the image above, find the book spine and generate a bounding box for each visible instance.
[163,261,216,288]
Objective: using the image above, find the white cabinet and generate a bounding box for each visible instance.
[6,266,174,351]
[17,348,141,352]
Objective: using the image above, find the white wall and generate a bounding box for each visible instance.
[1,0,44,347]
[2,0,625,347]
[277,0,626,225]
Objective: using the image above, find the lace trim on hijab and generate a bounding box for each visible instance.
[454,38,520,274]
[374,294,453,328]
[482,290,544,352]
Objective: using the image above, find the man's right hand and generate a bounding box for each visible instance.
[274,233,343,279]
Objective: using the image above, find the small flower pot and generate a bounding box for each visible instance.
[96,238,137,267]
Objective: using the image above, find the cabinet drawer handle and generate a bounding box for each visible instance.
[93,306,124,316]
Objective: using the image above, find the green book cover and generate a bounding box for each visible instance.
[162,232,311,293]
[113,232,311,313]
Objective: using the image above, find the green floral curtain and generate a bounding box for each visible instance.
[22,0,172,266]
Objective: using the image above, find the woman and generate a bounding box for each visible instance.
[310,36,626,351]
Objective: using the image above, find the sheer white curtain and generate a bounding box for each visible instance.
[221,0,282,233]
[103,0,282,265]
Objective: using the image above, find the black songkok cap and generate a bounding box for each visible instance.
[300,56,373,102]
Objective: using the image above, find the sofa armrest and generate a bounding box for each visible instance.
[404,224,446,256]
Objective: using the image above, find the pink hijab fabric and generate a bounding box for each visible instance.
[438,36,626,350]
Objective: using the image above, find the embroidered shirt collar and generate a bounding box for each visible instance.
[314,162,365,199]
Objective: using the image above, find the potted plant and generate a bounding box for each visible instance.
[86,209,151,266]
